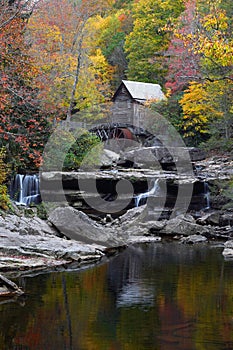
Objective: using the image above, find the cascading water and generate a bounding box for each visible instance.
[10,174,41,206]
[135,179,160,207]
[204,182,210,210]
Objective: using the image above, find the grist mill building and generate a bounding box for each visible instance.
[111,80,166,127]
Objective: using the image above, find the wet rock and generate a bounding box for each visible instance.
[180,234,208,244]
[118,205,146,226]
[188,148,206,162]
[100,149,120,167]
[222,240,233,258]
[127,236,162,244]
[160,214,211,236]
[103,214,114,224]
[0,214,57,236]
[195,156,233,180]
[144,221,166,233]
[0,210,112,272]
[196,212,220,226]
[128,220,166,235]
[49,206,128,247]
[0,273,23,297]
[0,229,105,271]
[120,146,205,168]
[120,147,162,168]
[0,253,68,272]
[126,226,150,237]
[220,212,233,227]
[195,209,233,229]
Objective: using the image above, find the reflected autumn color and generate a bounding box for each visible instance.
[0,243,233,350]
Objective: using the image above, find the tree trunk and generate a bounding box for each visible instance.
[66,24,86,123]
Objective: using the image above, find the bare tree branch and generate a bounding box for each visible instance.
[0,0,41,30]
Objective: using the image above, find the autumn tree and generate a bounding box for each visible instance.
[0,148,10,210]
[28,0,115,121]
[178,0,233,148]
[0,10,50,170]
[193,1,233,81]
[0,0,40,29]
[165,0,202,93]
[124,0,184,85]
[87,9,133,88]
[113,0,133,9]
[179,81,221,145]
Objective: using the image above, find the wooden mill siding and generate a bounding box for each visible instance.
[111,80,166,126]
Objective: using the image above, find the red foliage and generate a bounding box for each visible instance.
[118,13,128,22]
[165,0,201,93]
[0,16,50,169]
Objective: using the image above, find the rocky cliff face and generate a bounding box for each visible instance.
[40,153,233,219]
[1,152,233,276]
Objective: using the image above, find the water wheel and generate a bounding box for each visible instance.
[108,127,136,151]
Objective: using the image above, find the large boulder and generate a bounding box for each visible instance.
[196,212,220,226]
[120,146,205,168]
[0,214,57,236]
[49,206,128,247]
[180,234,208,244]
[220,212,233,227]
[99,149,120,167]
[159,214,211,236]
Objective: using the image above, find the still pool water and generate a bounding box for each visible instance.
[0,242,233,350]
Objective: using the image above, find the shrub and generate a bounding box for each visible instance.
[63,132,102,170]
[0,148,11,211]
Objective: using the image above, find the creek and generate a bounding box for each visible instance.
[0,242,233,350]
[10,172,211,216]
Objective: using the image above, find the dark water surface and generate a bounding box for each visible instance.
[0,242,233,350]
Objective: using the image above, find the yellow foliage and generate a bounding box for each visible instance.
[202,11,228,31]
[89,48,115,85]
[178,8,233,69]
[0,148,10,211]
[28,4,115,116]
[180,81,224,138]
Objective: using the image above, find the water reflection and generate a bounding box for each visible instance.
[116,282,155,308]
[0,242,233,350]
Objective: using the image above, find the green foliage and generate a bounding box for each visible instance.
[222,178,233,207]
[1,0,232,164]
[125,0,184,84]
[211,178,233,209]
[102,31,125,61]
[63,132,102,170]
[166,0,233,150]
[219,0,233,28]
[0,148,11,211]
[113,0,134,9]
[42,128,76,171]
[201,135,233,153]
[87,10,133,88]
[149,94,183,133]
[36,203,48,220]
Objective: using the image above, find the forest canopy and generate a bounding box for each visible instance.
[0,0,232,171]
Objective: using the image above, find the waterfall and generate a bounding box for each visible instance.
[135,179,160,207]
[204,182,210,210]
[10,174,41,206]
